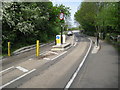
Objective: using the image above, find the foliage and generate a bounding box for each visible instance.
[74,2,119,36]
[2,2,70,54]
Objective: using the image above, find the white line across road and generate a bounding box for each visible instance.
[64,38,92,89]
[0,69,36,89]
[0,66,14,74]
[16,66,28,72]
[51,51,67,61]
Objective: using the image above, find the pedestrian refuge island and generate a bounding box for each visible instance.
[51,35,71,51]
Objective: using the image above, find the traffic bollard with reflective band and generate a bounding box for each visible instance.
[36,40,40,57]
[8,42,10,56]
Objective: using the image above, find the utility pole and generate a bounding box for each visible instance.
[59,11,64,45]
[61,24,63,44]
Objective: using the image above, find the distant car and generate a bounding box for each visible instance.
[67,31,73,36]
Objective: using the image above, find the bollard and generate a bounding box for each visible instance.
[36,40,39,57]
[8,42,10,56]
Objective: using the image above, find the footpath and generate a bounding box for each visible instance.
[71,37,119,88]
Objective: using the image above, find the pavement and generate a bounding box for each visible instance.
[71,38,118,88]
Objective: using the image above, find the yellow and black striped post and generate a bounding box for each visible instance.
[36,40,40,57]
[8,42,10,56]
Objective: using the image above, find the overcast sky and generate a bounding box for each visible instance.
[52,1,82,27]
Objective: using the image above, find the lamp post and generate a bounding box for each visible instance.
[59,12,64,44]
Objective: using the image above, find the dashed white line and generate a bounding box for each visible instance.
[0,66,14,74]
[0,69,36,89]
[64,38,92,89]
[16,66,28,72]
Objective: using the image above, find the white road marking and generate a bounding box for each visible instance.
[29,58,33,60]
[51,51,67,61]
[0,66,14,74]
[73,42,77,46]
[16,66,28,72]
[49,51,58,55]
[91,45,100,54]
[0,69,36,89]
[64,38,92,89]
[43,58,51,60]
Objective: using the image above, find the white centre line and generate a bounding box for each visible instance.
[64,38,92,89]
[0,69,36,89]
[0,66,14,74]
[16,66,28,72]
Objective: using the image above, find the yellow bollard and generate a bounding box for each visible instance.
[36,40,39,57]
[8,42,10,56]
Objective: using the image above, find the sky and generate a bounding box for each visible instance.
[52,1,82,27]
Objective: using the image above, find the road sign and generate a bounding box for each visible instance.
[56,36,60,39]
[59,13,64,20]
[56,35,61,45]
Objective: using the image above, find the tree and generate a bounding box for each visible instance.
[74,2,98,36]
[74,2,119,37]
[2,2,70,54]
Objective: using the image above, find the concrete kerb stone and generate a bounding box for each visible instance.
[51,35,75,51]
[89,36,101,52]
[13,44,36,55]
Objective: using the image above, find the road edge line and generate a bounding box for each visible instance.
[64,38,92,89]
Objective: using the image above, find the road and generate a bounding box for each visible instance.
[0,30,119,89]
